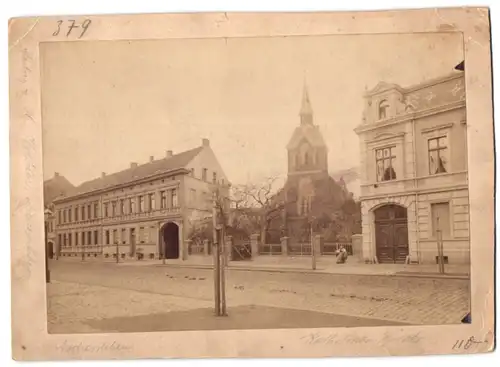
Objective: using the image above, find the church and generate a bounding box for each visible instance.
[265,84,360,252]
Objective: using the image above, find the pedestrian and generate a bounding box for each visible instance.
[336,246,348,264]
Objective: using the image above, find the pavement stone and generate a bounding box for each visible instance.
[48,261,470,329]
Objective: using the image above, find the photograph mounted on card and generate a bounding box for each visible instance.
[8,8,494,361]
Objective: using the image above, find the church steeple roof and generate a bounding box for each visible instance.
[299,82,313,123]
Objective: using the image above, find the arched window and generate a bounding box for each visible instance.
[379,100,389,120]
[304,152,309,165]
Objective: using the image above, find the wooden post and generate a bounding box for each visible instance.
[212,192,221,316]
[220,226,227,316]
[311,222,316,270]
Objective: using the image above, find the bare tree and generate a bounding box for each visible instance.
[231,176,288,245]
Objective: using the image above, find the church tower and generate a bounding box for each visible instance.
[286,83,329,179]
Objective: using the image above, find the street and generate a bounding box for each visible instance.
[47,260,470,333]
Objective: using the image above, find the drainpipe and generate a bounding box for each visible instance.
[412,117,420,264]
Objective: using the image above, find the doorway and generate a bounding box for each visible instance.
[374,204,409,264]
[161,222,180,259]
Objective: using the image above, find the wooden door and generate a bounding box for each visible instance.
[374,205,409,264]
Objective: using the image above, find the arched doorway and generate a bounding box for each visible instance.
[374,204,409,264]
[161,222,180,259]
[47,241,54,259]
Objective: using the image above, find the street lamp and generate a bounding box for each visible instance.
[44,208,52,283]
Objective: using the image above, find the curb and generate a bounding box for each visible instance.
[152,263,470,280]
[55,260,470,280]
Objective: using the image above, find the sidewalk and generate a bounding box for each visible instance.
[55,255,470,279]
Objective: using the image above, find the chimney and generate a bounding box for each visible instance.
[149,156,154,163]
[166,150,173,158]
[101,172,106,178]
[54,172,60,177]
[202,138,210,147]
[130,162,138,169]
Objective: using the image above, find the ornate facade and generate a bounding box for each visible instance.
[354,66,469,264]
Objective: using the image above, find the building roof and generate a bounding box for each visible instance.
[57,146,204,200]
[286,124,327,150]
[43,174,74,207]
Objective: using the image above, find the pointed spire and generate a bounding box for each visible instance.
[299,79,313,125]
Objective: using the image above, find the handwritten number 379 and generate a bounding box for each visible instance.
[53,20,92,38]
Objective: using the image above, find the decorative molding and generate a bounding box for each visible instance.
[366,132,405,145]
[421,122,454,134]
[354,100,466,135]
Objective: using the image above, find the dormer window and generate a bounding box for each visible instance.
[378,100,389,120]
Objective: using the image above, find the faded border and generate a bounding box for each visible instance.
[8,8,494,360]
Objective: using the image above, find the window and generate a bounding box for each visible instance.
[94,203,99,218]
[68,233,72,247]
[202,168,208,181]
[87,204,92,219]
[75,232,79,246]
[120,199,125,215]
[105,230,110,245]
[139,227,144,242]
[113,229,118,244]
[112,201,117,217]
[431,202,451,238]
[75,207,79,221]
[376,147,397,182]
[379,99,389,119]
[58,210,61,224]
[68,208,72,222]
[171,189,178,207]
[63,209,67,223]
[81,206,85,221]
[94,230,98,245]
[190,189,196,204]
[139,196,144,212]
[428,136,448,175]
[87,231,92,245]
[129,198,135,213]
[121,228,126,244]
[212,172,217,184]
[148,193,155,211]
[104,203,109,217]
[160,191,166,209]
[82,232,86,246]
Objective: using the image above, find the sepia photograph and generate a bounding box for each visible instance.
[9,8,494,360]
[41,33,470,333]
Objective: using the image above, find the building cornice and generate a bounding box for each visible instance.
[354,100,466,135]
[54,168,190,204]
[359,184,469,201]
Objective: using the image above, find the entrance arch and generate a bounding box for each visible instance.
[374,204,409,264]
[161,222,180,259]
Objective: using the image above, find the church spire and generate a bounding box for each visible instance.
[299,81,313,125]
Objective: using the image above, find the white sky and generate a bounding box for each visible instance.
[41,33,463,186]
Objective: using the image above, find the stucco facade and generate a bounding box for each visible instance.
[354,69,469,264]
[52,139,229,260]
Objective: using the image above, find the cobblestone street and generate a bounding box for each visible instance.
[47,260,470,333]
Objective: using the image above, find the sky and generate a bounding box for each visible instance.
[40,33,463,187]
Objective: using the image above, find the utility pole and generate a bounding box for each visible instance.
[212,192,221,316]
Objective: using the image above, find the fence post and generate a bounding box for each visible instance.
[280,236,289,256]
[250,234,260,259]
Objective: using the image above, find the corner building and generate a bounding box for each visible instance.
[354,67,469,264]
[53,139,229,260]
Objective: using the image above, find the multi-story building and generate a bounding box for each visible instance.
[354,63,469,264]
[43,172,74,257]
[52,139,229,260]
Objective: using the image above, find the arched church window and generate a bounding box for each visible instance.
[379,100,389,120]
[304,152,309,165]
[295,154,300,168]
